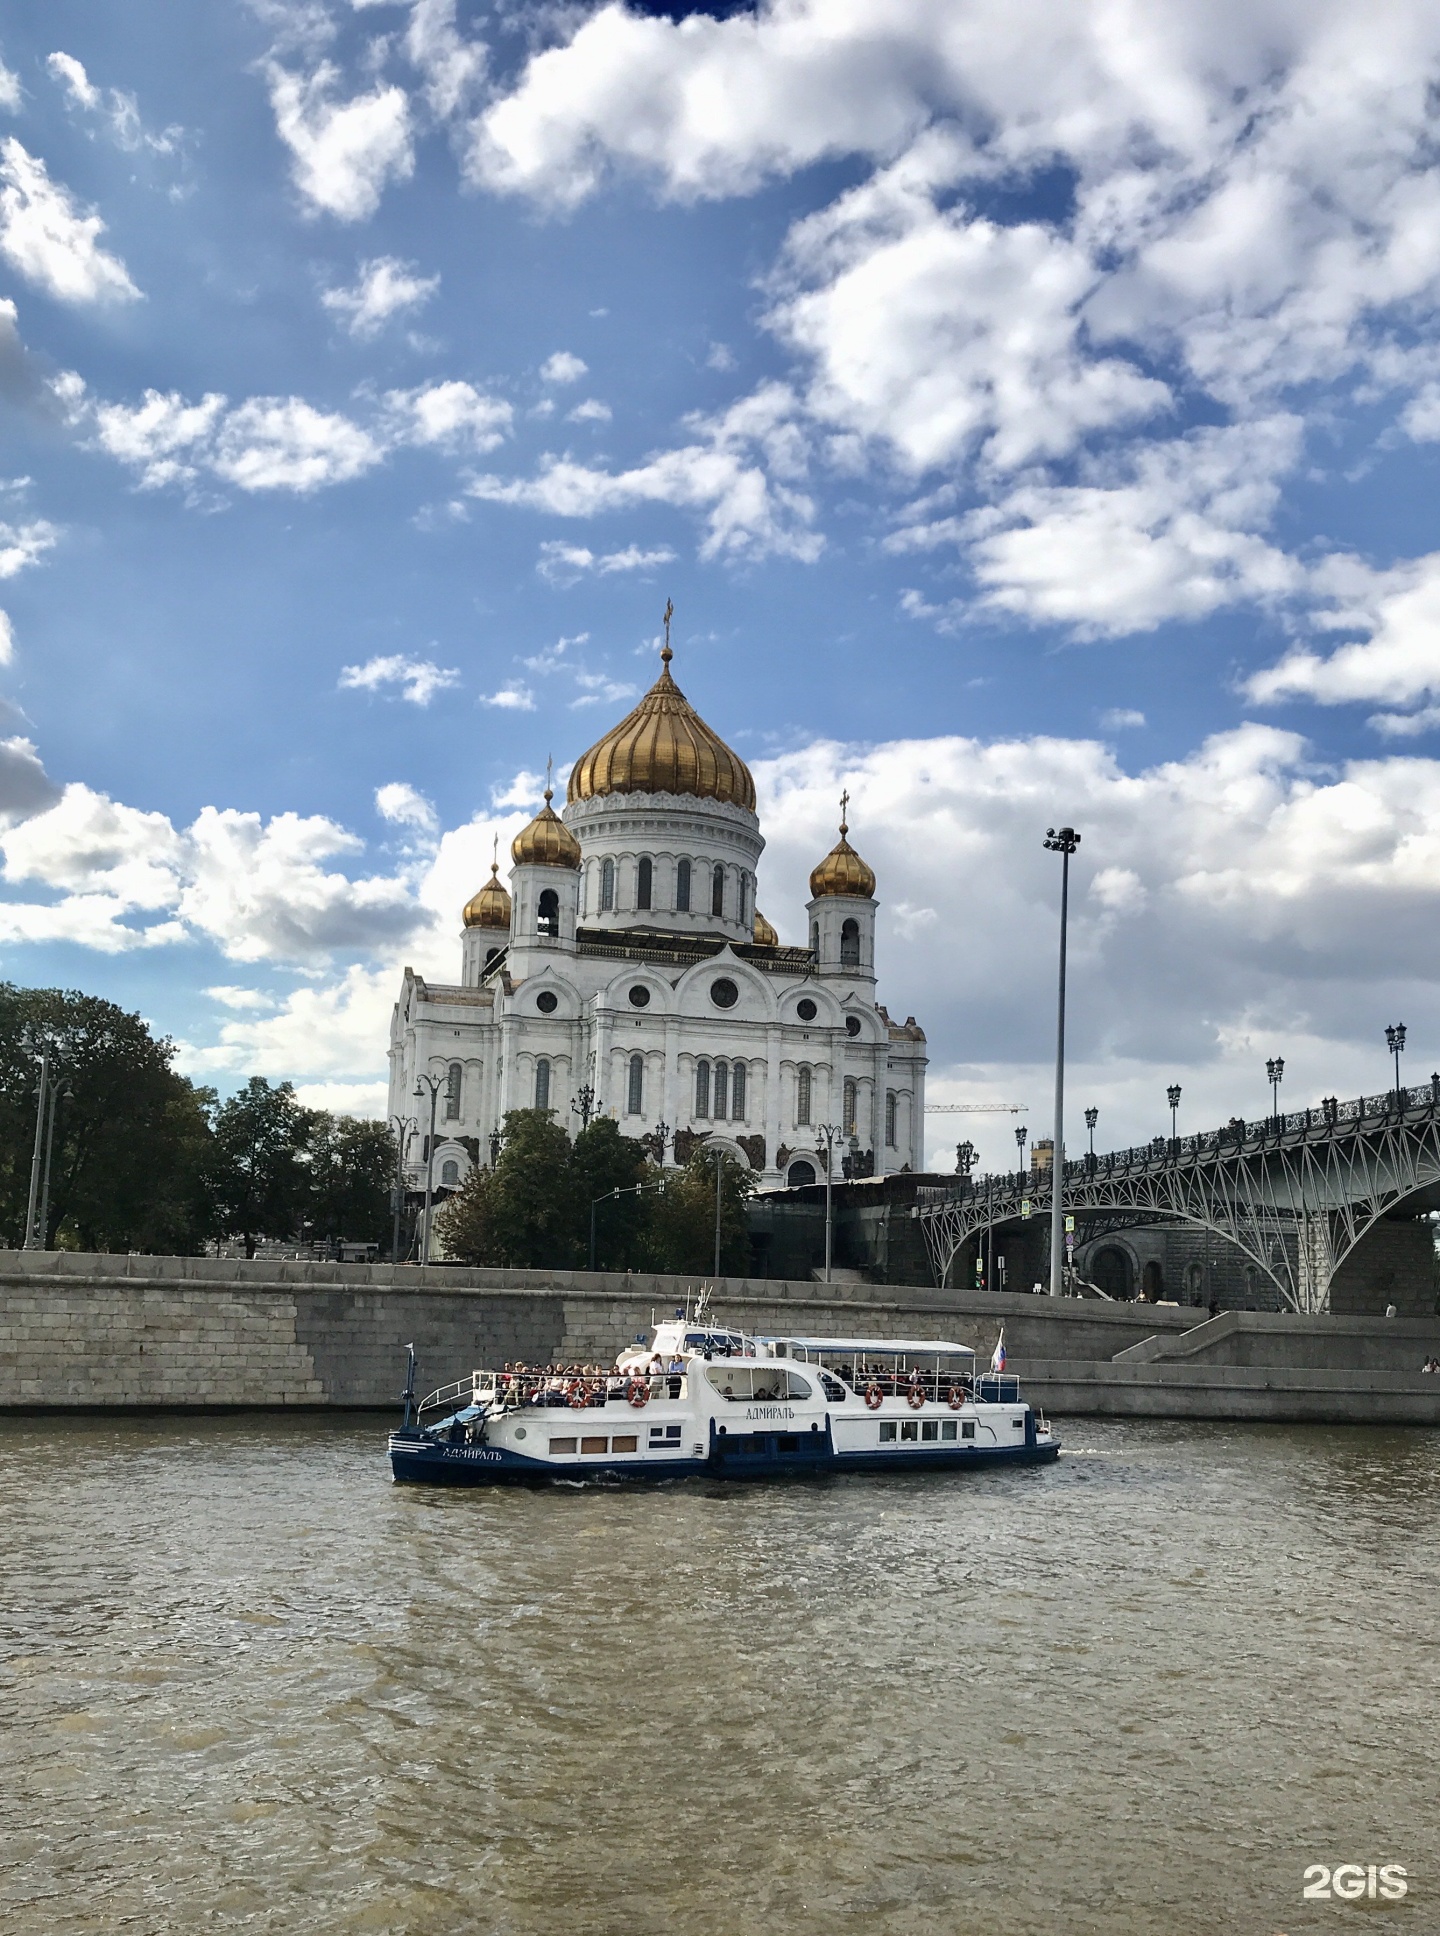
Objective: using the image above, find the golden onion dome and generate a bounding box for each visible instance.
[809,798,877,900]
[511,789,582,869]
[463,860,511,930]
[752,909,779,948]
[567,626,755,811]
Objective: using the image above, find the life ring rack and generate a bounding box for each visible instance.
[864,1383,883,1411]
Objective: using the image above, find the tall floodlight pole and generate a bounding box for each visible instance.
[1385,1023,1407,1101]
[23,1043,50,1250]
[36,1075,71,1251]
[1043,826,1080,1297]
[388,1113,416,1262]
[814,1123,844,1282]
[413,1074,443,1265]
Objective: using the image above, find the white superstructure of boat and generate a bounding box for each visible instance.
[388,1305,1059,1484]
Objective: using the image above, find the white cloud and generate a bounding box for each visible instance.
[0,138,139,304]
[490,768,545,809]
[206,985,277,1012]
[0,517,58,579]
[322,255,439,336]
[470,382,820,561]
[382,379,511,453]
[47,50,180,154]
[212,396,380,492]
[480,684,535,710]
[567,398,611,423]
[375,780,438,833]
[183,964,399,1078]
[294,1078,388,1117]
[0,609,11,665]
[921,419,1305,637]
[405,0,487,121]
[569,671,637,709]
[339,654,460,706]
[540,350,587,384]
[1101,709,1146,731]
[0,56,20,114]
[90,389,227,491]
[0,733,60,826]
[536,540,674,582]
[265,61,412,220]
[1245,554,1440,721]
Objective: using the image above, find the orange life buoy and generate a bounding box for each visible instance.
[567,1380,588,1411]
[947,1384,966,1411]
[864,1383,883,1411]
[626,1378,650,1409]
[907,1385,926,1410]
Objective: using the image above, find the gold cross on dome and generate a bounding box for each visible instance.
[839,788,850,835]
[545,754,554,802]
[662,597,674,663]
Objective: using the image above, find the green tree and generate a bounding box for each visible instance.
[305,1115,394,1247]
[569,1117,651,1268]
[644,1147,754,1276]
[0,983,214,1253]
[205,1077,312,1256]
[435,1109,574,1267]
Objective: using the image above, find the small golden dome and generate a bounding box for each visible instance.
[463,860,511,930]
[809,797,876,900]
[752,909,779,948]
[567,613,755,811]
[511,789,581,869]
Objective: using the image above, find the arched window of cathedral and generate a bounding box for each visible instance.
[676,857,691,912]
[535,1057,551,1111]
[441,1159,460,1187]
[537,887,559,938]
[810,921,819,955]
[627,1053,644,1117]
[885,1091,897,1148]
[445,1061,462,1120]
[695,1058,710,1118]
[731,1061,746,1121]
[738,873,748,924]
[843,1077,858,1136]
[796,1066,812,1127]
[841,917,860,967]
[637,856,652,910]
[600,858,615,911]
[711,862,725,918]
[714,1060,729,1120]
[484,948,500,970]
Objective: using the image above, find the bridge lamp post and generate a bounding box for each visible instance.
[1043,825,1081,1297]
[1015,1123,1028,1174]
[1266,1056,1284,1126]
[1167,1084,1182,1145]
[1084,1106,1097,1156]
[1385,1023,1407,1102]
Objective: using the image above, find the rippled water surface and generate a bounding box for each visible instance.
[1,1415,1435,1935]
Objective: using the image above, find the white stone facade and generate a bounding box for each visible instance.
[387,749,926,1195]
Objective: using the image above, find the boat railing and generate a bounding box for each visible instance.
[421,1370,690,1416]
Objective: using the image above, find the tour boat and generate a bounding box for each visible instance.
[387,1307,1060,1485]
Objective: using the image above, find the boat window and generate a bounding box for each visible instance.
[962,1421,976,1440]
[879,1422,896,1443]
[549,1437,577,1454]
[581,1436,607,1455]
[941,1421,958,1441]
[649,1424,683,1442]
[704,1365,811,1400]
[612,1435,638,1453]
[921,1421,939,1441]
[818,1371,847,1403]
[900,1421,918,1442]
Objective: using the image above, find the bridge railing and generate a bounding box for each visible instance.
[918,1075,1440,1210]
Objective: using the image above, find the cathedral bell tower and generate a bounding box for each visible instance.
[506,773,581,978]
[806,794,877,984]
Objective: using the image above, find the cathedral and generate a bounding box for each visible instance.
[387,618,927,1197]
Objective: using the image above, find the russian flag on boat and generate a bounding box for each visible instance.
[990,1329,1007,1372]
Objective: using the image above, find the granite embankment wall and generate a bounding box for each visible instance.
[1,1252,1437,1423]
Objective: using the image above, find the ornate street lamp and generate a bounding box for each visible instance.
[1014,1123,1028,1176]
[1385,1023,1407,1101]
[388,1112,417,1263]
[1167,1084,1182,1143]
[413,1073,443,1265]
[813,1122,848,1282]
[955,1138,977,1181]
[1266,1056,1284,1124]
[1043,825,1080,1296]
[571,1084,596,1130]
[1084,1105,1098,1156]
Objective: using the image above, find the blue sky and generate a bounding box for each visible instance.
[5,0,1440,1168]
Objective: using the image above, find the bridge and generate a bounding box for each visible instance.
[916,1079,1440,1313]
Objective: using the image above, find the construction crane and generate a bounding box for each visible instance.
[924,1103,1027,1114]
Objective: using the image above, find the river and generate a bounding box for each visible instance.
[0,1414,1434,1934]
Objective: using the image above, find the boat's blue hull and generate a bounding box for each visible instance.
[389,1428,1061,1486]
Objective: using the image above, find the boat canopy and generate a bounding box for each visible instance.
[757,1335,975,1358]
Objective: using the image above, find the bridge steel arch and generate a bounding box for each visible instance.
[917,1081,1440,1313]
